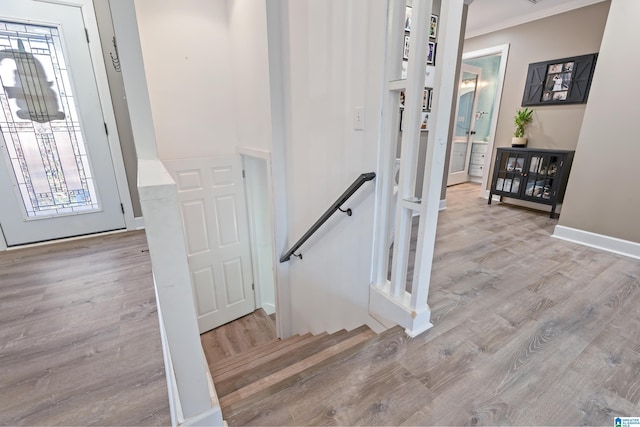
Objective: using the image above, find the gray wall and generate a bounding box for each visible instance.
[559,0,640,244]
[94,0,142,217]
[463,2,611,188]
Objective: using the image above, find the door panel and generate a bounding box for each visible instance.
[447,64,482,186]
[0,1,124,245]
[164,156,255,333]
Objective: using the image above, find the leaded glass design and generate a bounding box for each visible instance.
[0,20,99,218]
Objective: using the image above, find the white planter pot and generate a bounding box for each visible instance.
[512,137,527,147]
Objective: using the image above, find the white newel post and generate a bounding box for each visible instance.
[370,0,469,337]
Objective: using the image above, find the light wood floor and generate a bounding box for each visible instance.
[224,182,640,426]
[0,231,170,425]
[201,308,277,363]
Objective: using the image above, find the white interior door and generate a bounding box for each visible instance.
[164,156,255,333]
[0,1,125,246]
[447,63,482,186]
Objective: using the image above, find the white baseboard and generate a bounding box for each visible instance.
[553,225,640,260]
[262,303,276,315]
[134,216,145,230]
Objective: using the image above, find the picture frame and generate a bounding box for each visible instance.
[404,6,412,32]
[429,14,438,39]
[522,53,598,106]
[424,65,435,87]
[427,89,433,110]
[422,89,429,110]
[420,112,431,132]
[427,42,436,65]
[403,35,410,60]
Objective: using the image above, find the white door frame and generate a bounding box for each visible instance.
[461,44,510,196]
[447,63,482,186]
[0,0,137,237]
[238,146,282,338]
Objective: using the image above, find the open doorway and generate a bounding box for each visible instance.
[446,44,509,192]
[241,150,278,330]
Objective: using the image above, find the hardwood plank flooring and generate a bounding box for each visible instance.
[225,182,640,426]
[0,231,170,425]
[200,308,277,365]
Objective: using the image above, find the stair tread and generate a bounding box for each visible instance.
[219,326,377,411]
[221,326,402,422]
[213,329,358,397]
[211,332,314,375]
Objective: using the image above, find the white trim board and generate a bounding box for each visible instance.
[553,225,640,260]
[134,216,145,230]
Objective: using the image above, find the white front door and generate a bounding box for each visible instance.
[0,1,125,246]
[164,156,255,333]
[447,63,482,186]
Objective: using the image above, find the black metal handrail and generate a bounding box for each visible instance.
[280,172,376,262]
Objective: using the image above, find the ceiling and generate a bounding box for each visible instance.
[465,0,607,39]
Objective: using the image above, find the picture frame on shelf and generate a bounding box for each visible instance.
[424,65,435,87]
[420,112,431,132]
[404,6,412,32]
[429,14,438,39]
[403,35,410,60]
[427,42,436,65]
[422,89,429,110]
[427,89,433,110]
[522,53,597,106]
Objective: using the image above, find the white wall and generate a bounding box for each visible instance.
[282,0,387,334]
[133,0,390,336]
[226,0,273,152]
[133,0,238,159]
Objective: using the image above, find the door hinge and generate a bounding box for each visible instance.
[242,170,246,178]
[85,28,90,43]
[251,283,255,290]
[120,203,124,214]
[104,122,109,136]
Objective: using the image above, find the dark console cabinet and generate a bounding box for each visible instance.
[488,148,574,218]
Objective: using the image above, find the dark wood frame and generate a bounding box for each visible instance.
[521,53,597,106]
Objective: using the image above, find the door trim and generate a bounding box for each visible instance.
[34,0,135,229]
[461,44,510,196]
[238,146,283,339]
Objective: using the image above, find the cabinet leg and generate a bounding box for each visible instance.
[488,193,492,205]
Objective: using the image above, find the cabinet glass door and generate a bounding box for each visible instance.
[524,154,560,200]
[494,152,526,195]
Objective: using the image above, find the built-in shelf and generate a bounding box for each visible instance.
[388,79,407,91]
[401,197,421,211]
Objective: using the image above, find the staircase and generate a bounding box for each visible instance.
[209,325,377,420]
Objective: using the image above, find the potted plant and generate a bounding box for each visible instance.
[512,107,533,147]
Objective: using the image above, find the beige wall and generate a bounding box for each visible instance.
[559,0,640,244]
[463,2,610,187]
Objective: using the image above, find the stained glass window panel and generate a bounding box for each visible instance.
[0,20,100,218]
